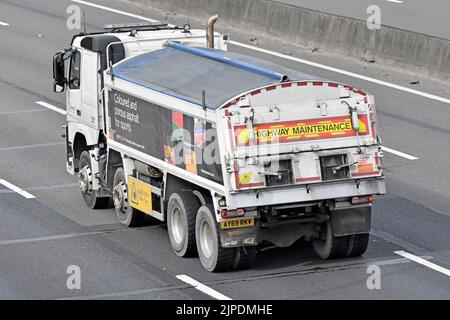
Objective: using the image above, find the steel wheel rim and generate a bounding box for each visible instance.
[171,207,184,245]
[113,182,128,220]
[199,219,214,258]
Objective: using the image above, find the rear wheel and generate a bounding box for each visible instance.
[113,168,145,227]
[78,151,110,209]
[312,220,349,260]
[233,246,257,270]
[346,233,370,257]
[167,192,201,257]
[195,205,234,272]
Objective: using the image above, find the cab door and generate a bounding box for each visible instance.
[66,49,82,120]
[66,48,100,130]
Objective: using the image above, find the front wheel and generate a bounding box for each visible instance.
[195,205,234,272]
[112,168,145,227]
[78,151,110,209]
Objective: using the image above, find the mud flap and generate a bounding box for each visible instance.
[331,206,371,236]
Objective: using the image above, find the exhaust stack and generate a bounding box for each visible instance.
[206,15,219,49]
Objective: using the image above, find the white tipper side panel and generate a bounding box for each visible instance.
[103,76,225,196]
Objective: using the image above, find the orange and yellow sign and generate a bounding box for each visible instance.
[234,115,369,147]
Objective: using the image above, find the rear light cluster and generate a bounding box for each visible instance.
[220,209,245,219]
[352,195,373,205]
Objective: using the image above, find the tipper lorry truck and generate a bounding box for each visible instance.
[53,19,386,272]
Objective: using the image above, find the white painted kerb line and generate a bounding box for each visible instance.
[176,274,232,300]
[36,101,67,115]
[395,250,450,277]
[381,146,418,160]
[230,41,450,106]
[0,179,35,199]
[71,0,160,23]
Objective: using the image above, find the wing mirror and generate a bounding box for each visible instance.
[53,51,67,93]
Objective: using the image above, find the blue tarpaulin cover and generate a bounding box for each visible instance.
[110,45,322,109]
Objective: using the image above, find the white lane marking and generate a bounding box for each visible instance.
[71,0,159,22]
[36,101,67,115]
[70,0,422,162]
[395,250,450,277]
[0,21,10,26]
[0,142,65,152]
[381,146,419,160]
[176,274,232,300]
[72,0,450,107]
[0,179,35,199]
[230,41,450,106]
[386,0,403,3]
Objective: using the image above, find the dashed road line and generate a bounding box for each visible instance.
[0,179,35,199]
[176,274,232,300]
[0,142,64,152]
[395,250,450,277]
[0,227,150,246]
[381,146,419,160]
[36,101,66,115]
[0,108,51,115]
[0,21,9,26]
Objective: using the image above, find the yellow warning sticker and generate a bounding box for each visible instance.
[128,176,152,215]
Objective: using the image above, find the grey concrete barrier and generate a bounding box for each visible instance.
[134,0,450,80]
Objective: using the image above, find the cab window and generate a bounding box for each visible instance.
[69,51,81,89]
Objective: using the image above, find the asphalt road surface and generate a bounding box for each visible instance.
[0,0,449,300]
[277,0,450,39]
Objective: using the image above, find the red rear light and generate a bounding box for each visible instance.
[220,209,245,219]
[352,195,373,205]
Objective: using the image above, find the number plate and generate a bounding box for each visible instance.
[220,217,254,229]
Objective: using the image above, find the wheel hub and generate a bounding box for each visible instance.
[78,166,92,194]
[113,182,128,213]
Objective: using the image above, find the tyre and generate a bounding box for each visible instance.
[78,151,110,209]
[195,205,234,272]
[312,220,350,260]
[167,192,201,257]
[232,246,257,270]
[346,233,370,257]
[112,168,145,227]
